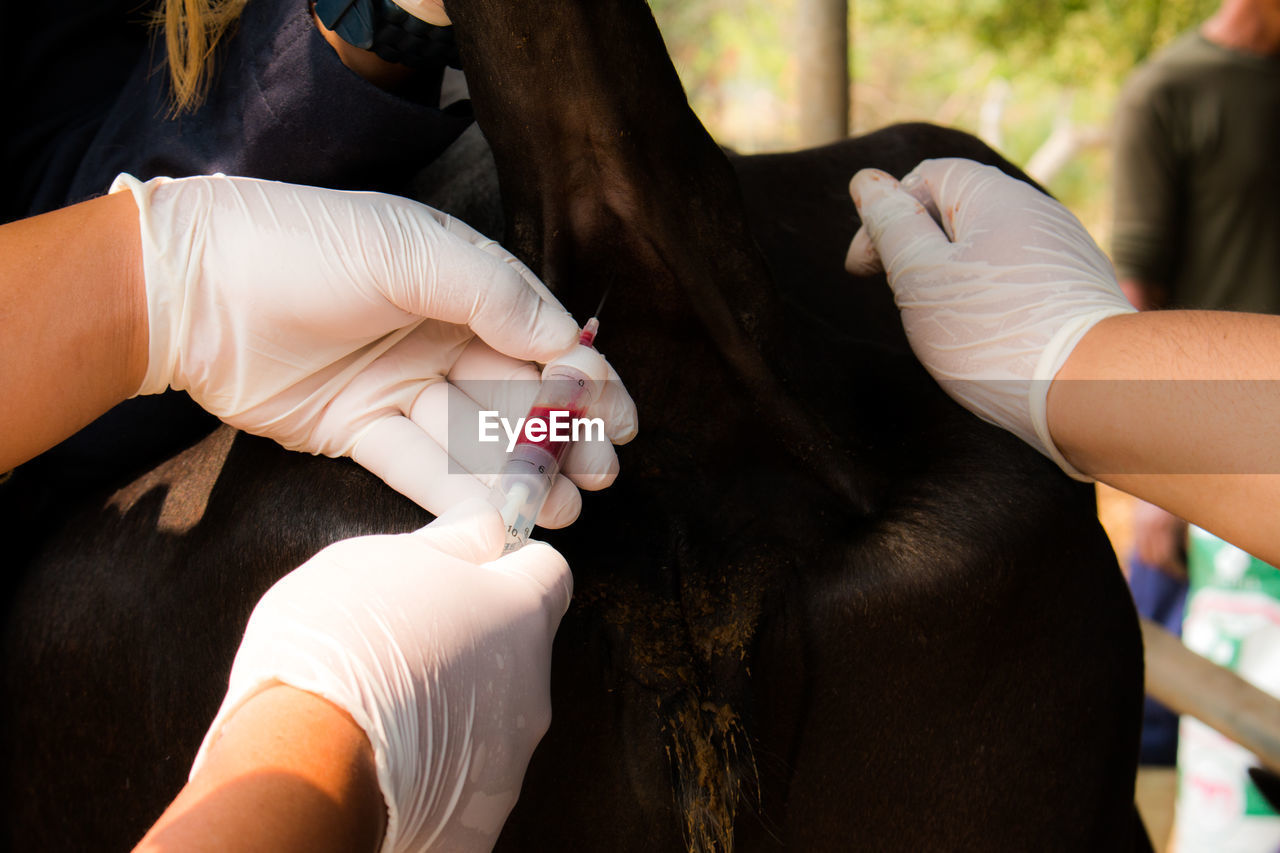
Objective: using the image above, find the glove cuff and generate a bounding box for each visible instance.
[1029,305,1136,482]
[109,174,183,396]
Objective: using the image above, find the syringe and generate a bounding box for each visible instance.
[489,318,602,552]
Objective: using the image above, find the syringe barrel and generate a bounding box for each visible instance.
[490,443,559,551]
[491,351,602,551]
[518,363,599,465]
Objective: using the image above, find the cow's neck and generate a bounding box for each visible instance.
[451,0,777,342]
[450,0,865,510]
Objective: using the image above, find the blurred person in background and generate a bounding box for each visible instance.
[1111,0,1280,846]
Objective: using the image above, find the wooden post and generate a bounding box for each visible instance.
[796,0,849,145]
[1141,617,1280,773]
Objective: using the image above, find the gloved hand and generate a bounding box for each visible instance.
[844,158,1134,479]
[111,173,636,525]
[191,499,571,853]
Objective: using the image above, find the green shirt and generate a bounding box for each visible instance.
[1112,32,1280,313]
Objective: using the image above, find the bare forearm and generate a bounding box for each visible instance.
[847,161,1276,561]
[0,192,148,471]
[1049,311,1280,565]
[135,685,385,853]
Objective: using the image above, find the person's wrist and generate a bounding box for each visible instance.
[141,685,386,853]
[1043,312,1134,479]
[112,191,151,400]
[109,174,188,396]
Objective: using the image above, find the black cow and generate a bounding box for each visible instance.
[2,0,1146,849]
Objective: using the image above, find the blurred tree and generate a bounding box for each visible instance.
[863,0,1218,84]
[648,0,1221,237]
[796,0,850,144]
[650,0,797,150]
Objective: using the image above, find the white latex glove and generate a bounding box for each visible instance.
[191,499,570,853]
[844,158,1135,479]
[111,173,637,525]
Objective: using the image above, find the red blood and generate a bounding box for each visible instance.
[516,405,585,462]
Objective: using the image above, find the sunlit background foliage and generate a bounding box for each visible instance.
[649,0,1218,244]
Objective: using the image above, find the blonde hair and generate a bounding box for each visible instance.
[156,0,251,113]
